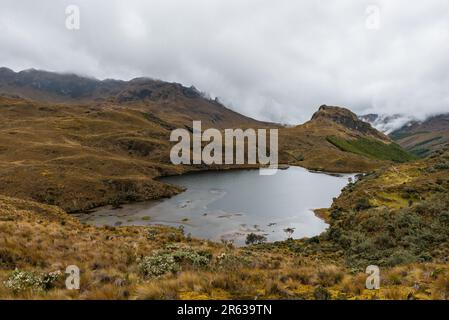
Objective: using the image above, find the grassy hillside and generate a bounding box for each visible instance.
[0,69,407,175]
[0,94,403,214]
[321,148,449,268]
[2,149,449,299]
[257,147,449,299]
[390,114,449,157]
[0,71,440,299]
[326,136,417,163]
[280,105,412,172]
[0,95,269,212]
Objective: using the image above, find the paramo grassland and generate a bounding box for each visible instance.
[2,68,448,300]
[1,148,449,299]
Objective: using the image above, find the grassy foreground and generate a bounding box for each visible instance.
[1,148,449,299]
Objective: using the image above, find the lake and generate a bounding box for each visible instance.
[74,167,353,245]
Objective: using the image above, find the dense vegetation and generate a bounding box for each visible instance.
[325,193,449,268]
[326,136,416,162]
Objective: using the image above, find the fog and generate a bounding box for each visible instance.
[1,0,448,125]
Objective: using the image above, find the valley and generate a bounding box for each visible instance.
[0,68,448,300]
[75,166,351,245]
[362,112,449,157]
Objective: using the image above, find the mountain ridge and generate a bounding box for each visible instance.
[0,67,414,210]
[360,112,449,157]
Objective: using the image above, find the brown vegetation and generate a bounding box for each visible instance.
[0,69,434,300]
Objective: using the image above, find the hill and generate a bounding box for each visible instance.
[0,68,270,212]
[0,68,444,300]
[1,130,448,300]
[390,114,449,157]
[360,112,449,157]
[0,68,266,129]
[280,105,415,172]
[0,69,414,211]
[0,95,410,211]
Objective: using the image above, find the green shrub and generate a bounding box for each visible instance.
[355,198,372,211]
[434,162,449,170]
[326,136,416,162]
[139,252,180,278]
[384,250,417,266]
[139,247,211,278]
[215,253,252,271]
[245,233,267,245]
[172,248,211,268]
[327,194,449,268]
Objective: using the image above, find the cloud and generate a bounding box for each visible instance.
[0,0,448,124]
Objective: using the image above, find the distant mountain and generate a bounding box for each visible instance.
[359,113,415,134]
[0,68,272,212]
[360,111,449,157]
[0,67,112,101]
[389,114,449,157]
[0,68,414,211]
[0,67,223,106]
[0,67,264,129]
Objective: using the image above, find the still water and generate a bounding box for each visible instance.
[75,167,352,245]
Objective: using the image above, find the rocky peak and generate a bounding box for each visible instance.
[311,105,389,141]
[0,67,205,103]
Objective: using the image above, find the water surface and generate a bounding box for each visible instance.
[75,167,352,245]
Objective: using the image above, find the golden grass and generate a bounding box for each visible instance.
[0,95,448,300]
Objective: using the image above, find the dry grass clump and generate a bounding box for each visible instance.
[431,271,449,299]
[316,265,344,286]
[340,273,366,296]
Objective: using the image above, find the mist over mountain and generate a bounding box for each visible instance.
[2,0,449,123]
[360,112,449,156]
[389,114,449,156]
[359,113,416,134]
[3,0,449,303]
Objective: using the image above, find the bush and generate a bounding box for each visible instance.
[317,266,344,286]
[4,269,62,293]
[139,252,179,278]
[384,250,417,267]
[215,253,252,271]
[139,247,211,278]
[245,233,267,245]
[146,229,158,240]
[172,248,211,268]
[0,249,20,269]
[434,162,449,170]
[355,198,372,211]
[313,285,331,300]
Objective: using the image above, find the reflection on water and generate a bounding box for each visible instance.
[75,167,353,245]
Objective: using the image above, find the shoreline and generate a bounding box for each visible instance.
[74,165,351,245]
[75,163,358,215]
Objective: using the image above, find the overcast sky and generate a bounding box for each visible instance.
[0,0,448,124]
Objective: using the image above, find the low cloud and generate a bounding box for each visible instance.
[1,0,448,124]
